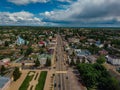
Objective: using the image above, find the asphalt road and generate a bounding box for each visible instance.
[54,35,70,90]
[54,35,85,90]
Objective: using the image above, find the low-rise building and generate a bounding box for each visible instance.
[106,55,120,65]
[87,55,97,63]
[95,40,104,48]
[0,76,11,90]
[74,49,91,57]
[99,49,108,55]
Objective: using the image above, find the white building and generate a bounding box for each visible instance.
[106,55,120,65]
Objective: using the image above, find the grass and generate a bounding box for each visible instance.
[35,71,47,90]
[19,71,35,90]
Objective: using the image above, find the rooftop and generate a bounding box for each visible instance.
[0,76,10,88]
[75,49,91,56]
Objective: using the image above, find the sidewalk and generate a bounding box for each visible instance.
[7,70,29,90]
[44,70,55,90]
[27,71,41,90]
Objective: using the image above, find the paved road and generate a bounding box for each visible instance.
[54,35,70,90]
[54,35,85,90]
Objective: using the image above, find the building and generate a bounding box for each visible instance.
[38,54,52,66]
[99,49,108,55]
[0,58,10,66]
[0,76,11,90]
[106,55,120,65]
[39,41,46,47]
[16,36,25,45]
[87,55,97,63]
[95,40,104,48]
[74,49,91,57]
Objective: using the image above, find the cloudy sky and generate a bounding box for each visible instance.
[0,0,120,27]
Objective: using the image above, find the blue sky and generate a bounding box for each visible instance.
[0,0,120,27]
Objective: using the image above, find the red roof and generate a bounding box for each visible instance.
[39,41,45,45]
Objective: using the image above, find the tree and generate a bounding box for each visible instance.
[13,67,21,81]
[76,59,80,65]
[25,47,33,56]
[34,58,40,67]
[0,65,6,75]
[96,56,106,64]
[45,57,51,67]
[70,59,75,66]
[4,41,9,47]
[77,63,120,90]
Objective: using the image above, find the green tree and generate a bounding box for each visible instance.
[45,57,51,67]
[34,59,40,67]
[76,59,80,65]
[70,59,75,66]
[4,41,9,47]
[96,56,106,64]
[13,67,21,81]
[25,47,33,56]
[0,65,6,75]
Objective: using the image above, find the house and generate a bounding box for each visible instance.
[95,40,104,48]
[68,38,79,43]
[0,76,11,90]
[99,49,108,55]
[0,58,10,66]
[87,39,95,45]
[74,49,91,57]
[0,40,4,45]
[16,36,25,45]
[87,55,97,63]
[39,41,46,47]
[106,55,120,65]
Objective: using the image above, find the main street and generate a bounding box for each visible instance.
[53,34,86,90]
[54,35,70,90]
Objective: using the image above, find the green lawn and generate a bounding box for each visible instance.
[19,71,35,90]
[35,71,47,90]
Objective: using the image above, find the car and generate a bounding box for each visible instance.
[54,83,56,87]
[53,66,56,69]
[66,76,68,79]
[58,84,61,88]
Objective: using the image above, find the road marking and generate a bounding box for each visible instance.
[56,71,67,74]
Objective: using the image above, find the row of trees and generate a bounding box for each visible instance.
[77,63,120,90]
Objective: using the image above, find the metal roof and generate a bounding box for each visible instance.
[0,76,10,88]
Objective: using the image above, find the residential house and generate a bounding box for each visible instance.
[106,55,120,65]
[95,40,104,48]
[87,55,97,63]
[99,49,108,55]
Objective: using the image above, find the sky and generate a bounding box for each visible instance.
[0,0,120,27]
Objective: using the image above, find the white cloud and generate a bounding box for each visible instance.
[8,0,49,5]
[0,11,46,25]
[40,0,120,26]
[57,0,73,3]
